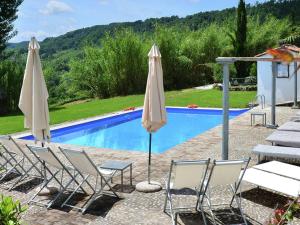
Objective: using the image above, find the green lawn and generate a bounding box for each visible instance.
[0,89,256,135]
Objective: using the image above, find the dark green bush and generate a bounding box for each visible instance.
[0,60,24,115]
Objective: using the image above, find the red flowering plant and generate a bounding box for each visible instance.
[266,198,300,225]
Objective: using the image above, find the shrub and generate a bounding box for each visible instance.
[0,194,27,225]
[267,197,300,225]
[68,47,111,98]
[101,29,148,96]
[244,76,256,85]
[0,60,24,115]
[229,85,257,91]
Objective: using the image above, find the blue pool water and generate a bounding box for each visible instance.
[21,108,247,153]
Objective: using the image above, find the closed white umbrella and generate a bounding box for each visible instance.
[19,37,50,143]
[19,37,54,195]
[142,44,167,133]
[137,44,167,192]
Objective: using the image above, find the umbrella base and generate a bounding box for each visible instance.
[136,181,162,193]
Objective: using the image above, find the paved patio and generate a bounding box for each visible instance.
[1,106,299,225]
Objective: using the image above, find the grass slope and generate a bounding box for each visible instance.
[0,89,256,135]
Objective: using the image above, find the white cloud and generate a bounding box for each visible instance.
[40,0,73,15]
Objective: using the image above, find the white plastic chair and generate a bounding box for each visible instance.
[199,158,251,225]
[59,147,119,214]
[163,159,210,225]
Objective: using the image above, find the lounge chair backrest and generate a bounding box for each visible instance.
[28,145,63,169]
[169,159,209,189]
[208,160,247,187]
[0,136,23,156]
[60,148,98,176]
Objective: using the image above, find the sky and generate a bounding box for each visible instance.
[11,0,267,43]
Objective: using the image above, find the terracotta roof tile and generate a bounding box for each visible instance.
[255,44,300,57]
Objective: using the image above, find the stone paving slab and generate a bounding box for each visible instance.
[1,107,300,225]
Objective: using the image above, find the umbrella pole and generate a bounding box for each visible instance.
[148,133,152,184]
[41,130,46,183]
[36,130,56,195]
[135,132,161,192]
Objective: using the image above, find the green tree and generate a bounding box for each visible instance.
[154,26,183,89]
[68,47,110,99]
[0,0,23,115]
[0,0,23,57]
[247,16,291,56]
[234,0,248,78]
[0,58,24,114]
[101,29,148,96]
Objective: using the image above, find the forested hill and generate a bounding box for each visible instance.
[8,0,300,57]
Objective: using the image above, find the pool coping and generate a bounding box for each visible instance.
[13,106,249,140]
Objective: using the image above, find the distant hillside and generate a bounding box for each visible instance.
[8,0,300,57]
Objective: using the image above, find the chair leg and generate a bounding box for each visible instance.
[8,161,40,191]
[198,201,208,225]
[4,151,27,175]
[206,191,217,225]
[61,175,91,208]
[82,192,99,214]
[233,194,248,225]
[0,153,13,172]
[28,170,60,206]
[230,184,248,225]
[0,158,24,183]
[63,169,89,195]
[101,175,119,199]
[163,189,168,213]
[174,213,178,225]
[49,171,82,208]
[167,192,176,225]
[8,172,27,191]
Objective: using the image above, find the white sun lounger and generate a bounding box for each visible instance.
[266,130,300,148]
[0,136,43,190]
[163,159,210,225]
[27,145,90,209]
[242,161,300,198]
[253,144,300,162]
[59,147,119,214]
[199,158,251,225]
[278,121,300,132]
[289,116,300,122]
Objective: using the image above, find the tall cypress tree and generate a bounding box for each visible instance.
[0,0,23,56]
[235,0,247,78]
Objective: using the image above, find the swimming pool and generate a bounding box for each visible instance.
[20,107,247,153]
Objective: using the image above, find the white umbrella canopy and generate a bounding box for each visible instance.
[18,37,50,142]
[142,44,167,132]
[137,44,166,192]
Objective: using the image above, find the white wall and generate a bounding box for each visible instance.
[257,53,300,105]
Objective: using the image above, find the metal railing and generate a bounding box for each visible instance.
[249,94,265,110]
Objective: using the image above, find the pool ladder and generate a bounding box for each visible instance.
[249,95,265,109]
